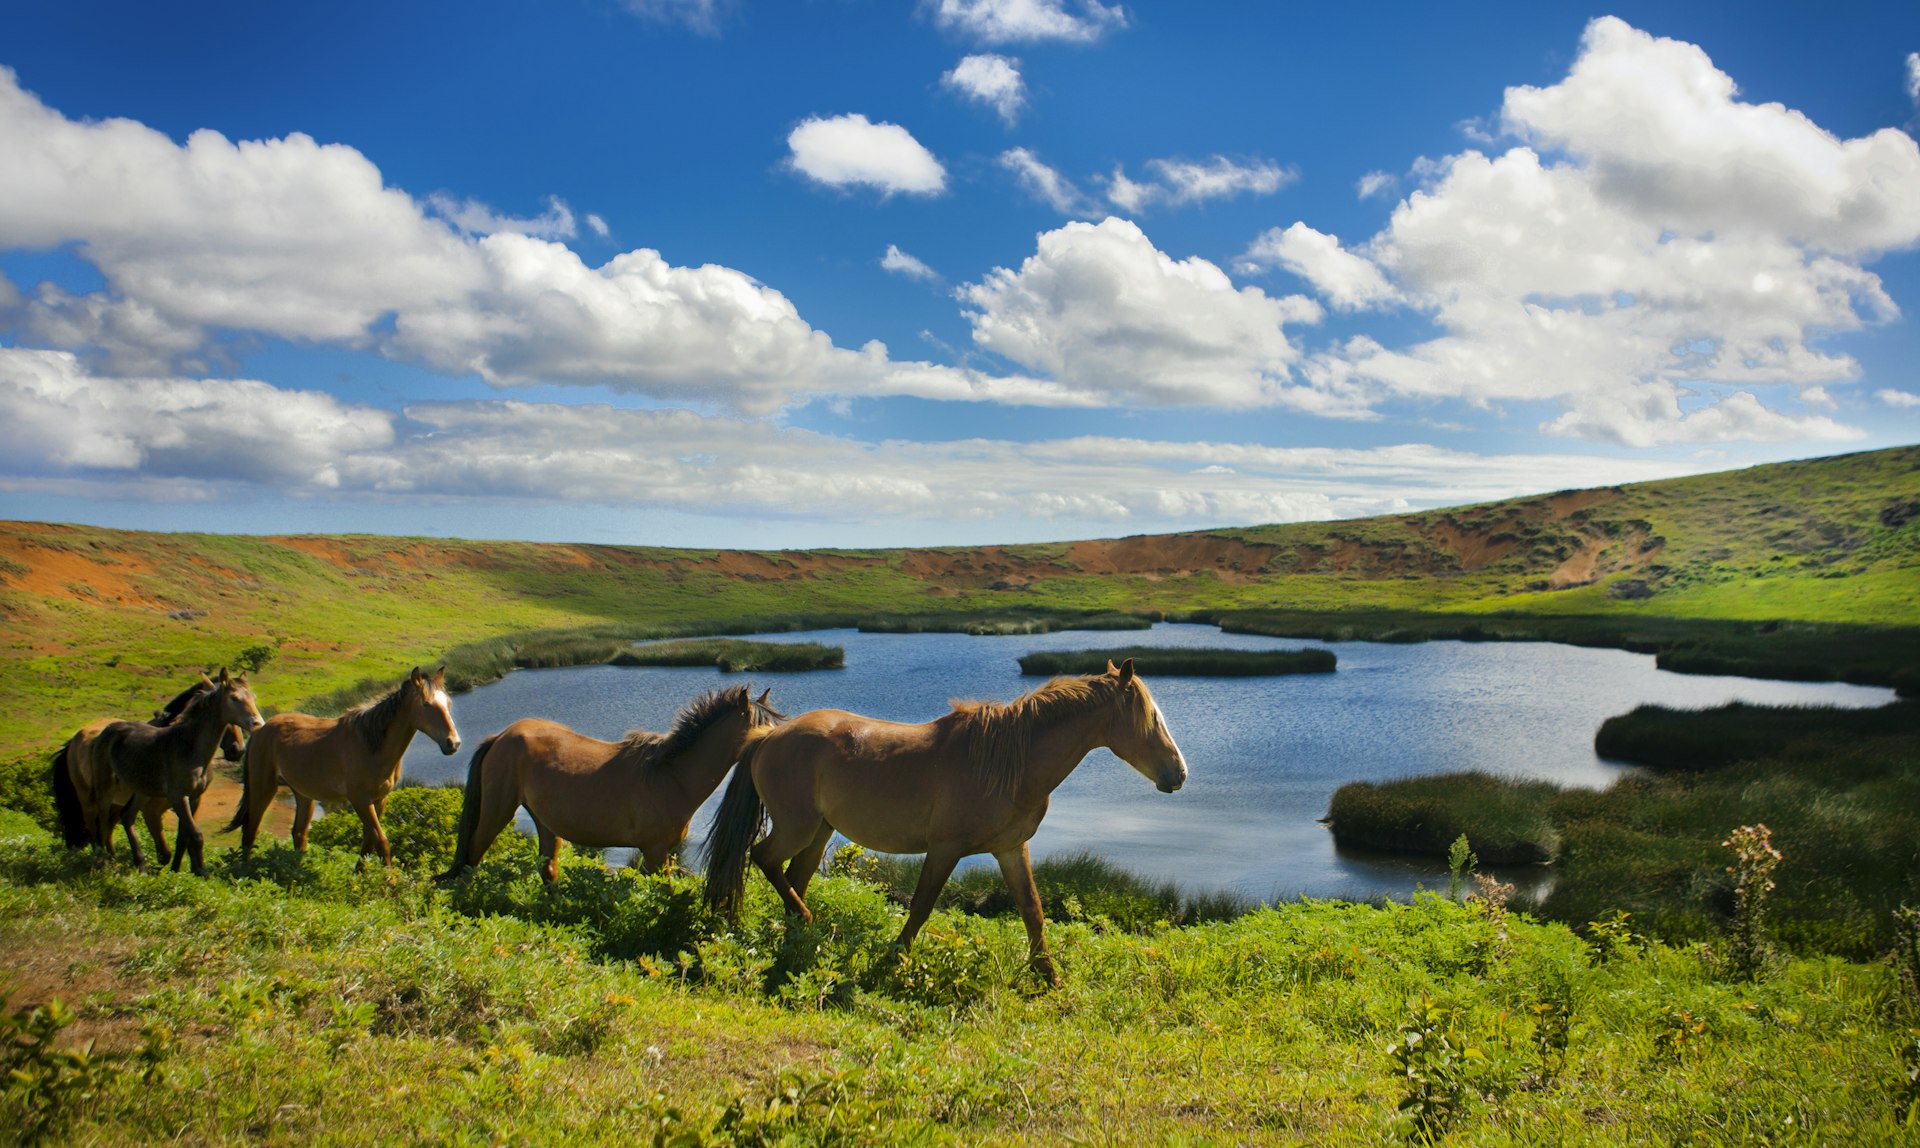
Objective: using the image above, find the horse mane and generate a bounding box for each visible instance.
[619,685,761,768]
[946,672,1144,798]
[153,678,212,726]
[342,681,412,754]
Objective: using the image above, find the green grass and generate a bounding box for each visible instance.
[1326,702,1920,958]
[3,812,1919,1144]
[1017,645,1335,677]
[857,609,1154,635]
[613,638,844,673]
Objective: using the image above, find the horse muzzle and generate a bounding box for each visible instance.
[441,737,462,756]
[1156,763,1187,793]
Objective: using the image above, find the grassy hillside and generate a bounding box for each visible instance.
[3,811,1916,1145]
[2,444,1916,757]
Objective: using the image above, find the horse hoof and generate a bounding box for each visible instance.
[1031,955,1060,987]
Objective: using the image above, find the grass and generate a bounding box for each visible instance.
[2,808,1919,1144]
[1326,701,1920,958]
[857,609,1154,635]
[613,639,844,673]
[1017,645,1335,677]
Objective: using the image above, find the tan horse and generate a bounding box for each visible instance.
[51,675,251,869]
[703,659,1186,983]
[226,666,461,865]
[439,686,780,884]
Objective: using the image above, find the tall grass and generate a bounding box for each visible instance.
[1017,645,1335,677]
[846,848,1250,931]
[1594,699,1920,771]
[1326,772,1562,864]
[613,639,843,673]
[858,609,1153,635]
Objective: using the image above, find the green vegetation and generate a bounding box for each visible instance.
[613,638,844,673]
[4,445,1916,758]
[1017,645,1335,677]
[1327,702,1920,957]
[3,807,1918,1143]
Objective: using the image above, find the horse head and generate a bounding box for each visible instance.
[211,667,266,732]
[408,666,462,756]
[1102,658,1188,794]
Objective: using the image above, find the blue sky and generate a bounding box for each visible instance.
[2,1,1917,547]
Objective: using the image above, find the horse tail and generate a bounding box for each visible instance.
[436,735,498,883]
[701,737,769,920]
[50,737,90,848]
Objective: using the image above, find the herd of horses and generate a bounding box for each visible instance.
[49,657,1188,977]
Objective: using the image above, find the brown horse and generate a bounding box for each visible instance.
[85,670,264,875]
[439,686,780,884]
[51,676,250,868]
[226,666,461,865]
[702,659,1187,983]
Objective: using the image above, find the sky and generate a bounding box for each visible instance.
[1,0,1918,549]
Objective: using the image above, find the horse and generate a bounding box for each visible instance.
[50,676,250,868]
[438,686,781,884]
[81,670,265,875]
[702,658,1187,983]
[226,666,460,865]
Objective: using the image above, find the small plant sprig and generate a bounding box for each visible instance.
[1585,909,1639,962]
[1386,995,1484,1142]
[1889,904,1920,1020]
[2,993,127,1145]
[1469,872,1516,967]
[1722,823,1782,981]
[1446,834,1477,902]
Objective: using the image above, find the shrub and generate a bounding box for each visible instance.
[307,783,471,870]
[1016,645,1336,677]
[1326,773,1562,864]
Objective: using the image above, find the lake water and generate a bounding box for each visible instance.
[401,623,1894,901]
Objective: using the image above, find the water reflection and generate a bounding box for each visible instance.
[404,623,1892,901]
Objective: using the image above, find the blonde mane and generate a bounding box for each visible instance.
[945,672,1152,797]
[619,685,769,769]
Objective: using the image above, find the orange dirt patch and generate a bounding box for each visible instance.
[0,537,171,610]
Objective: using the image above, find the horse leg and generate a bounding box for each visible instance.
[240,750,277,862]
[636,842,675,874]
[116,803,147,872]
[750,814,826,921]
[895,844,965,952]
[170,796,205,876]
[533,819,561,884]
[142,800,172,869]
[352,801,391,867]
[994,843,1058,985]
[784,823,837,901]
[291,795,314,852]
[462,785,520,870]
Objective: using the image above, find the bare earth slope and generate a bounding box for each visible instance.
[2,445,1916,757]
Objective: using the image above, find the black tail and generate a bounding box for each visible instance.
[436,735,497,883]
[50,737,90,849]
[700,738,769,919]
[222,739,253,834]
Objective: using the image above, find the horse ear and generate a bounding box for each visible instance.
[432,665,446,686]
[1106,659,1119,675]
[217,667,231,683]
[756,688,771,705]
[410,666,424,682]
[1119,658,1136,682]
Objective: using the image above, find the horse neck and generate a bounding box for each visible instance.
[1011,695,1114,802]
[657,719,750,814]
[370,693,421,769]
[170,695,232,765]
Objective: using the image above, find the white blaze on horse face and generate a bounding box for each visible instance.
[1146,693,1187,793]
[428,688,462,755]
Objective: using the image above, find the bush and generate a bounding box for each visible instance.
[307,783,474,870]
[1017,645,1336,677]
[0,753,56,834]
[1326,773,1562,864]
[613,639,843,673]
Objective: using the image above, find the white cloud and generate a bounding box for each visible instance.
[1356,171,1397,200]
[585,212,610,238]
[0,346,1704,526]
[0,348,392,488]
[1271,17,1917,445]
[999,147,1097,214]
[1239,223,1400,311]
[1908,52,1920,107]
[958,217,1327,408]
[1878,388,1920,408]
[943,54,1026,125]
[621,0,727,35]
[428,193,578,239]
[1105,156,1294,212]
[881,245,940,282]
[786,113,947,196]
[926,0,1125,45]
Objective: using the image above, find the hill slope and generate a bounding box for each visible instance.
[2,444,1916,756]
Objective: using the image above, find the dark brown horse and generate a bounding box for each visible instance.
[227,667,460,865]
[91,670,264,875]
[52,676,249,867]
[703,659,1186,983]
[439,686,780,883]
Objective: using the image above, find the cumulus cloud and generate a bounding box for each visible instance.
[786,113,947,196]
[1264,17,1917,445]
[0,348,393,489]
[1239,223,1399,312]
[881,245,940,281]
[0,346,1700,525]
[958,218,1329,408]
[943,54,1026,125]
[1878,388,1920,408]
[999,147,1097,214]
[428,193,578,239]
[926,0,1125,45]
[1104,156,1294,212]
